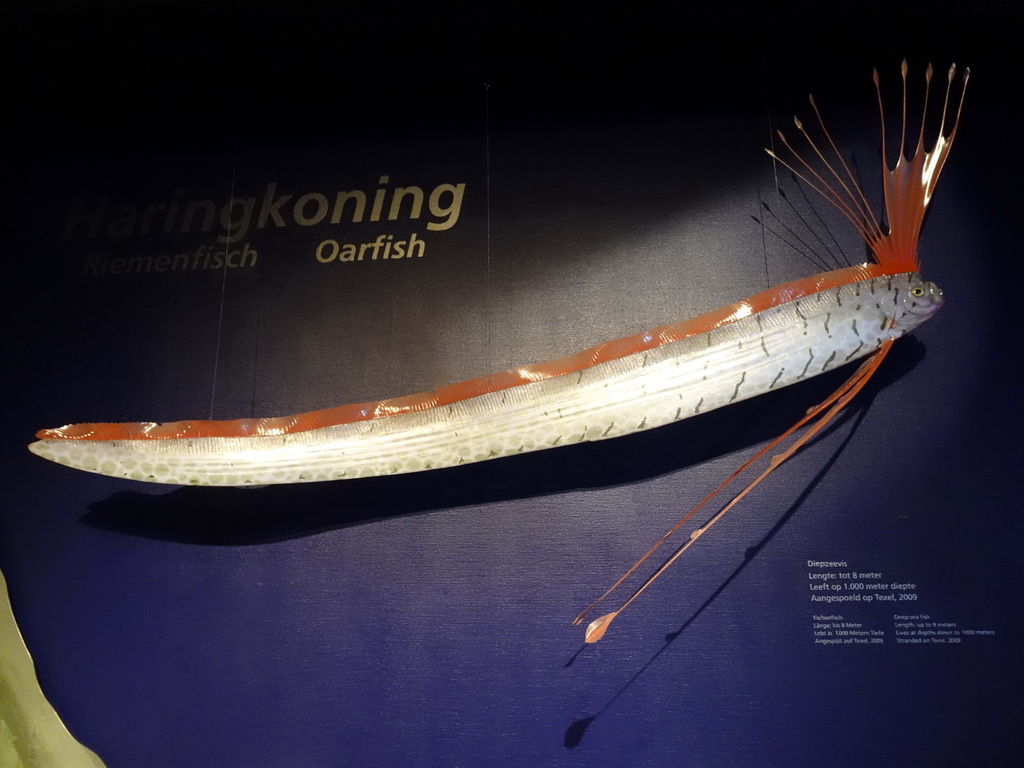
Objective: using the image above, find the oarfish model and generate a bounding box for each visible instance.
[29,63,967,490]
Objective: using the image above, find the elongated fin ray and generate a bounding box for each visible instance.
[577,341,894,642]
[768,61,968,274]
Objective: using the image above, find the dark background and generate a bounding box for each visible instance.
[2,2,1021,767]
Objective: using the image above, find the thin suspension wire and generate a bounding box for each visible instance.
[762,58,778,290]
[208,107,241,420]
[484,81,492,374]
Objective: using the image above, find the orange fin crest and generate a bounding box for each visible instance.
[768,61,968,274]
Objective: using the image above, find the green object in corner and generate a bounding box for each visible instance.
[0,568,106,768]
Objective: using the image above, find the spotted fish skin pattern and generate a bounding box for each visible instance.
[28,273,941,486]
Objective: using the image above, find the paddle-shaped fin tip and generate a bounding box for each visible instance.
[584,612,618,643]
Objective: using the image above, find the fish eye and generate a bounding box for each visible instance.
[910,286,925,297]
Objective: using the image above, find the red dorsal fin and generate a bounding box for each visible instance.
[767,61,969,274]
